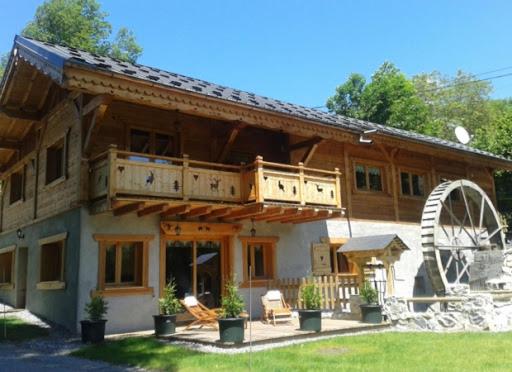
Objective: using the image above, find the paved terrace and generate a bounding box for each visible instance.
[169,318,389,348]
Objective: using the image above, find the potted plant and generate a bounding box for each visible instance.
[154,280,182,337]
[218,279,245,343]
[298,281,322,332]
[359,281,382,324]
[81,295,108,343]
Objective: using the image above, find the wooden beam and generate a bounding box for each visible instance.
[160,204,191,217]
[222,204,264,220]
[0,107,41,121]
[0,138,21,150]
[182,205,212,218]
[137,203,169,217]
[19,69,39,107]
[279,209,317,223]
[291,210,341,224]
[233,205,271,221]
[83,103,110,156]
[113,202,145,216]
[217,122,245,163]
[301,141,321,165]
[289,136,323,151]
[264,207,302,222]
[201,206,233,220]
[252,207,284,221]
[82,94,112,116]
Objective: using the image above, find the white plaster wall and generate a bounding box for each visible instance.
[326,218,432,298]
[235,220,329,317]
[77,209,160,334]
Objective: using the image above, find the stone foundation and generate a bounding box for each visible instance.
[383,293,512,332]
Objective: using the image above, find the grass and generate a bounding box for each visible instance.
[72,332,512,372]
[0,316,49,342]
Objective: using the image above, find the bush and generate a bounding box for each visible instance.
[85,295,108,321]
[220,278,244,318]
[159,280,182,315]
[360,281,379,304]
[301,282,321,310]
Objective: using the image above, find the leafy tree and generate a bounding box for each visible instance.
[326,73,366,118]
[0,53,8,80]
[21,0,142,63]
[412,71,492,141]
[327,62,430,132]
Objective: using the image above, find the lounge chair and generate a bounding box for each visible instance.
[180,296,221,330]
[261,290,293,326]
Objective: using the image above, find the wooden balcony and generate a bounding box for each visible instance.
[89,148,343,223]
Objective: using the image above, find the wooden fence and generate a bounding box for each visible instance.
[268,274,359,310]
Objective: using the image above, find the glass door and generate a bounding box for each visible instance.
[165,239,222,307]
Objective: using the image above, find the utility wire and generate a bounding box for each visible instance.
[310,68,512,110]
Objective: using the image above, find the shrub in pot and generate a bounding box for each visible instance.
[154,280,182,337]
[81,295,108,343]
[298,281,322,332]
[218,279,245,343]
[359,281,382,324]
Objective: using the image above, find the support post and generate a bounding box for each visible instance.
[254,156,265,203]
[182,154,190,201]
[298,162,305,205]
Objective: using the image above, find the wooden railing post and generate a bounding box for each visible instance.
[182,154,190,201]
[239,162,246,203]
[334,167,342,208]
[254,156,265,203]
[107,144,117,209]
[298,162,306,205]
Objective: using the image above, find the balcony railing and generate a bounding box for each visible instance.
[89,147,342,209]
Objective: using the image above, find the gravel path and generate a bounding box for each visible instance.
[0,304,141,372]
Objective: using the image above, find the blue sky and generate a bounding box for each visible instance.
[2,1,512,107]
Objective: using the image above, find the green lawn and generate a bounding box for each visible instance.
[72,332,512,371]
[0,316,49,342]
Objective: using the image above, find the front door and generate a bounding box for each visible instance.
[165,239,223,307]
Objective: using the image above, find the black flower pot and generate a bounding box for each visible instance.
[218,318,244,343]
[360,304,382,324]
[80,320,107,343]
[153,314,177,337]
[298,310,322,332]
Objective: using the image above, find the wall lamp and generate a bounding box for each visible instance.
[359,129,377,144]
[16,228,25,240]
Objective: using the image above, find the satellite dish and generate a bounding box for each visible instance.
[455,126,471,145]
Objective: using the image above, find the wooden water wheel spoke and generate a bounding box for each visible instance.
[460,183,478,240]
[440,200,477,245]
[421,180,505,294]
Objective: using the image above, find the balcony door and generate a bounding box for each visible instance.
[165,239,223,308]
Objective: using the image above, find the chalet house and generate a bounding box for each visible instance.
[0,35,510,333]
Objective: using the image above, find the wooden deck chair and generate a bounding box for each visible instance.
[261,290,293,326]
[180,296,221,330]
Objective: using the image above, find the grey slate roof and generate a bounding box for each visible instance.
[338,234,409,253]
[5,35,511,164]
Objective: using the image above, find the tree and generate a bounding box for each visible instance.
[326,62,430,132]
[326,73,366,118]
[0,53,8,80]
[21,0,142,63]
[412,71,492,141]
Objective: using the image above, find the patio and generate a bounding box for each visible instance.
[169,318,389,348]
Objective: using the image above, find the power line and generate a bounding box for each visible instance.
[310,68,512,109]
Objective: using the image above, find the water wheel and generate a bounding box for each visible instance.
[421,179,506,294]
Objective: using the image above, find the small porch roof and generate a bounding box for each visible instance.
[337,234,410,255]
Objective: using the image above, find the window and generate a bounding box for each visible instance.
[0,248,14,286]
[355,163,384,192]
[37,233,67,289]
[400,171,426,197]
[129,128,175,158]
[94,235,153,295]
[46,139,65,184]
[240,237,278,286]
[9,169,24,204]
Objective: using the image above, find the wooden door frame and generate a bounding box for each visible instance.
[159,233,234,298]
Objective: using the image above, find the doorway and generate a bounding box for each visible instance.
[16,247,28,308]
[165,239,224,308]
